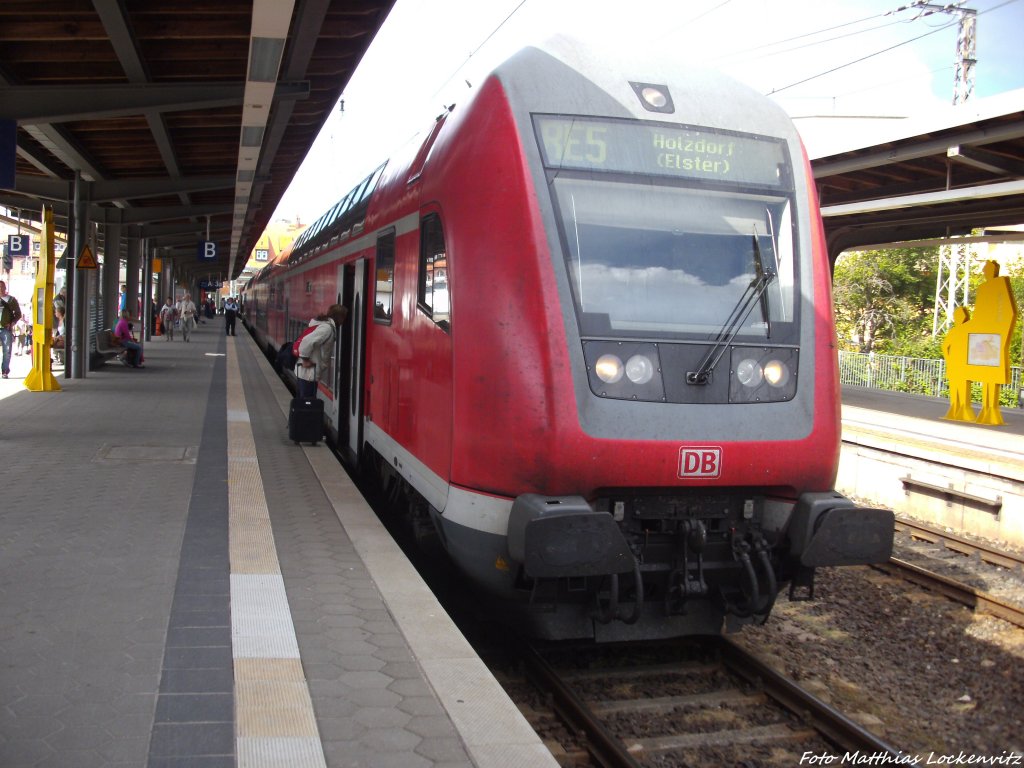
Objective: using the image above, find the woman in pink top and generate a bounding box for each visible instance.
[113,310,144,368]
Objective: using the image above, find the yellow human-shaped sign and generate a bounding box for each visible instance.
[941,260,1018,425]
[25,207,61,392]
[941,306,973,422]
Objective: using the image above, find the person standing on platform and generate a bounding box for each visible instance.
[14,314,28,356]
[0,281,23,379]
[159,297,177,341]
[224,295,239,336]
[177,293,197,342]
[295,304,348,398]
[118,284,128,315]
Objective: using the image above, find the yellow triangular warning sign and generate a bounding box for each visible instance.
[77,244,97,269]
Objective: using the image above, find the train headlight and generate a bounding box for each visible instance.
[625,354,655,385]
[641,87,667,109]
[735,358,763,388]
[629,82,675,113]
[729,347,798,403]
[763,359,790,388]
[595,354,624,384]
[585,342,665,401]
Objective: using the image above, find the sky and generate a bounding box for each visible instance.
[271,0,1024,225]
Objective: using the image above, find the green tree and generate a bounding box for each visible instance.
[833,248,937,353]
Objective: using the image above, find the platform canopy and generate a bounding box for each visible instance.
[0,0,395,281]
[810,89,1024,263]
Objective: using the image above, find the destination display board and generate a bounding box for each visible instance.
[534,115,788,188]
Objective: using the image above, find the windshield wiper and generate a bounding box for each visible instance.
[686,230,776,386]
[752,229,773,339]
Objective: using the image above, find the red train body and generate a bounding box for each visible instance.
[244,40,893,640]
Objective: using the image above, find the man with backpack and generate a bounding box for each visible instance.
[294,303,348,398]
[0,281,23,379]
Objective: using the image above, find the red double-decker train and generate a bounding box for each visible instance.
[243,39,893,641]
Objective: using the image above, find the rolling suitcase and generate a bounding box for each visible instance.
[288,396,324,445]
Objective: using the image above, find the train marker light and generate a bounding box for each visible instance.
[595,354,624,383]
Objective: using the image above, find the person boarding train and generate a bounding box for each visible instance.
[294,303,348,399]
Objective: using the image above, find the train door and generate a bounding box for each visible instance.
[335,260,368,465]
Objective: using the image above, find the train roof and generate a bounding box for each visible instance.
[267,38,809,271]
[491,36,798,142]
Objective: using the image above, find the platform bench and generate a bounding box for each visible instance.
[95,330,124,361]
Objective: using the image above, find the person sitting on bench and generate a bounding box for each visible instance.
[113,310,144,368]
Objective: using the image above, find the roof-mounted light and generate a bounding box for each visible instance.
[629,81,675,114]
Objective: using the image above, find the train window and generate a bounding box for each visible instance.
[418,214,450,331]
[375,231,395,325]
[552,176,798,341]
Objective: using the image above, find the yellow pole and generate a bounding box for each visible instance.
[25,207,61,392]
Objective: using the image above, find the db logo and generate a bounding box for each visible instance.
[678,447,722,478]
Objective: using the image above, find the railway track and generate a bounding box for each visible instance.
[495,638,901,768]
[877,517,1024,629]
[895,518,1024,571]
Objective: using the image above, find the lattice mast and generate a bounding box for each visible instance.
[913,2,979,334]
[933,240,973,336]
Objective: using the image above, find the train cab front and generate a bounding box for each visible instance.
[504,490,894,640]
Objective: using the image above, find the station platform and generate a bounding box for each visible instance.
[838,386,1024,548]
[0,327,556,768]
[841,385,1024,455]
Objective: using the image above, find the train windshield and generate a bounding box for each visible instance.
[535,115,798,340]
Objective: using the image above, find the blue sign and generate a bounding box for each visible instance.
[197,240,218,261]
[198,280,222,290]
[7,233,30,256]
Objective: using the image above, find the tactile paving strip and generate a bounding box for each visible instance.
[225,339,327,768]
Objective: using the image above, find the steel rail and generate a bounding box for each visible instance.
[520,644,643,768]
[717,637,904,757]
[522,638,905,766]
[894,518,1024,571]
[874,558,1024,629]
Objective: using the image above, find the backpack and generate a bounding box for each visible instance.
[276,326,317,372]
[291,326,317,358]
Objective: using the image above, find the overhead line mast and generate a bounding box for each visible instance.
[907,1,980,335]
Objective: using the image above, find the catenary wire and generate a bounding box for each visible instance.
[766,0,1020,96]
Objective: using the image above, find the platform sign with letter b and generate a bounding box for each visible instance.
[8,234,30,257]
[198,240,218,262]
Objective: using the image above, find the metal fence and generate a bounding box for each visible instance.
[837,351,1023,408]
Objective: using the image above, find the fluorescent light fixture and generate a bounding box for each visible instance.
[249,37,285,83]
[241,126,265,147]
